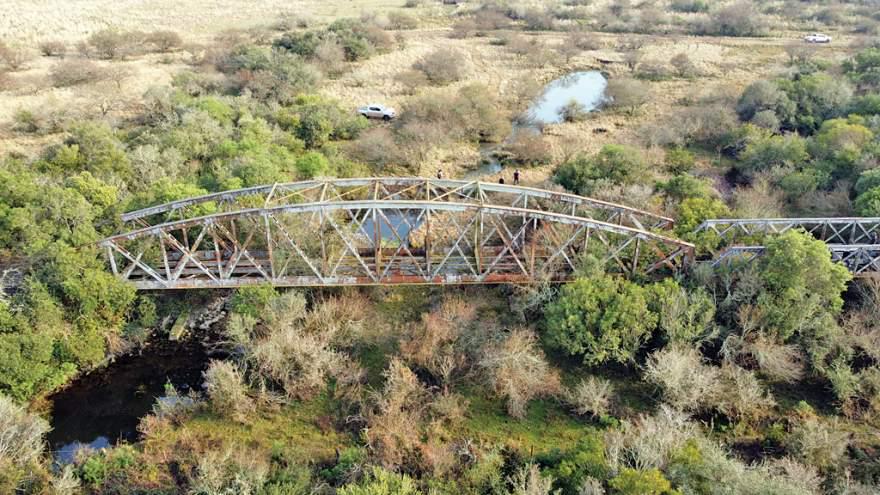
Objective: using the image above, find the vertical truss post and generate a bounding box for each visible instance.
[475,207,483,275]
[106,245,118,275]
[425,208,432,275]
[632,238,641,276]
[373,207,381,279]
[264,214,275,281]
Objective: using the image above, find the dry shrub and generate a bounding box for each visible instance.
[787,417,850,470]
[450,18,478,39]
[605,78,650,115]
[413,48,466,85]
[87,29,139,59]
[315,39,346,77]
[732,176,785,218]
[644,345,718,412]
[502,132,552,167]
[50,59,108,87]
[365,358,429,468]
[670,52,698,78]
[250,292,364,400]
[0,42,33,71]
[843,280,880,362]
[400,296,479,386]
[712,364,776,422]
[145,30,183,52]
[508,463,556,495]
[479,328,561,418]
[0,394,49,466]
[203,360,254,422]
[187,447,269,495]
[566,376,614,418]
[395,69,429,95]
[388,12,418,30]
[570,31,603,50]
[475,8,512,31]
[740,337,805,383]
[606,405,698,472]
[39,40,67,57]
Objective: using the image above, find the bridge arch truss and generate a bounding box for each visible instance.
[122,178,674,231]
[101,200,693,290]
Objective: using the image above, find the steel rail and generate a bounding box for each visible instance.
[106,200,689,247]
[101,200,694,289]
[120,177,674,229]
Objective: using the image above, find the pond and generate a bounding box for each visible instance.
[466,70,607,179]
[47,335,212,464]
[358,210,423,243]
[523,70,608,125]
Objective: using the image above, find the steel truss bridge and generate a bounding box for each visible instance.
[100,178,694,289]
[696,218,880,277]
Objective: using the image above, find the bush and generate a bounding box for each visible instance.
[670,53,698,78]
[87,29,137,59]
[566,376,614,418]
[855,186,880,216]
[0,42,32,70]
[145,30,183,52]
[554,144,647,196]
[49,59,108,87]
[413,48,465,85]
[670,0,709,13]
[544,273,658,366]
[0,394,49,466]
[558,99,590,123]
[203,360,254,422]
[700,2,767,37]
[388,12,418,30]
[337,467,421,495]
[294,151,329,179]
[604,78,650,114]
[502,132,552,167]
[644,345,718,412]
[609,468,674,495]
[38,40,67,57]
[479,328,561,418]
[787,417,850,470]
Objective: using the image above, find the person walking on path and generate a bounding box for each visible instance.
[513,169,520,185]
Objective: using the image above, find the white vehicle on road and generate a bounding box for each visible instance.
[804,33,832,43]
[358,104,396,121]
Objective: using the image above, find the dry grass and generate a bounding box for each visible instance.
[0,0,865,181]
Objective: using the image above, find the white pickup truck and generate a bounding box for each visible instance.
[804,33,832,44]
[358,104,396,121]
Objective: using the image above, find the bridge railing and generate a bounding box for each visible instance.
[121,178,674,232]
[101,200,693,290]
[707,244,880,277]
[695,218,880,246]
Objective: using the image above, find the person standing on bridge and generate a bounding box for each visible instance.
[437,169,443,180]
[513,169,520,185]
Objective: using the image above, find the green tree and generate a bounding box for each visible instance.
[231,285,279,318]
[757,230,851,343]
[295,151,329,179]
[738,134,809,177]
[554,145,646,196]
[855,186,880,216]
[544,273,658,366]
[609,468,677,495]
[337,467,422,495]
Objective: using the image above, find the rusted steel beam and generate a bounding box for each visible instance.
[101,200,694,290]
[121,177,674,230]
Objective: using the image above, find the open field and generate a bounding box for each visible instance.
[3,1,880,493]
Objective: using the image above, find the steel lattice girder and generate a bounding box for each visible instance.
[708,244,880,277]
[101,200,694,290]
[121,177,674,231]
[695,218,880,245]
